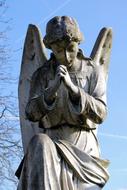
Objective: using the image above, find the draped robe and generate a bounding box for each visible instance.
[17,58,109,190]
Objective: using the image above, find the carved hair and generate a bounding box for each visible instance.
[43,16,84,49]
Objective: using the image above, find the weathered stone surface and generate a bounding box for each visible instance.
[17,16,112,190]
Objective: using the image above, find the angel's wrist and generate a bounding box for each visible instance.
[68,84,79,96]
[68,85,80,103]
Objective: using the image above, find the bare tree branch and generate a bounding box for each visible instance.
[0,1,23,189]
[0,106,6,119]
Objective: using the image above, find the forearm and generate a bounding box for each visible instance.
[68,87,107,124]
[66,83,80,102]
[26,89,58,122]
[84,92,107,124]
[44,74,61,104]
[25,96,45,122]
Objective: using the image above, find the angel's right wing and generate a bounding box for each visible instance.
[18,24,48,153]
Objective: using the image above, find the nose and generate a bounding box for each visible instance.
[64,49,69,62]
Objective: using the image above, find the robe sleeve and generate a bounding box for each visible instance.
[25,68,56,122]
[68,66,107,124]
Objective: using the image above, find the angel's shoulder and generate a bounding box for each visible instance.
[81,58,104,79]
[81,57,94,74]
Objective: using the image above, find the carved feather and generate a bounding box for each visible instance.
[90,27,112,81]
[18,25,47,153]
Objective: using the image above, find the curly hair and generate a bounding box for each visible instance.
[43,16,84,49]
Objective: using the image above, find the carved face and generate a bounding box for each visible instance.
[50,40,79,67]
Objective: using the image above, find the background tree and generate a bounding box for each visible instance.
[0,0,22,189]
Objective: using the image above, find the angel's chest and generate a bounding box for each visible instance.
[69,71,90,93]
[47,71,90,96]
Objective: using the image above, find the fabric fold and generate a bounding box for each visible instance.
[55,140,109,188]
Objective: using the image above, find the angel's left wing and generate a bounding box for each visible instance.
[90,27,112,82]
[18,24,48,153]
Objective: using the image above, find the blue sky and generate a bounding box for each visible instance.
[4,0,127,189]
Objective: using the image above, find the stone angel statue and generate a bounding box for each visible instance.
[17,16,112,190]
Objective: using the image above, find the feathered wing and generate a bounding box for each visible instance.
[90,27,112,81]
[18,24,48,153]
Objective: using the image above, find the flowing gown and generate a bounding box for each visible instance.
[17,58,109,190]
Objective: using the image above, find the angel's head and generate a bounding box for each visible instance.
[43,16,83,48]
[43,16,84,67]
